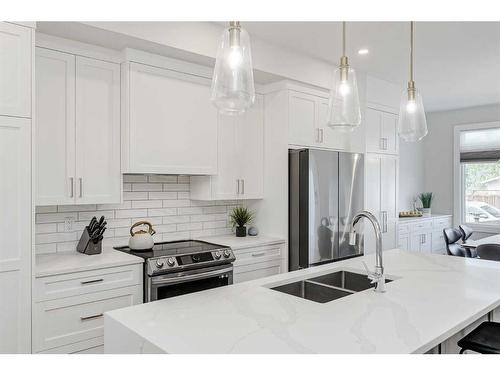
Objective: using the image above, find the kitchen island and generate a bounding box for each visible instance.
[104,250,500,354]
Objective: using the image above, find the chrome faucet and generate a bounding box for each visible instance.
[348,211,385,293]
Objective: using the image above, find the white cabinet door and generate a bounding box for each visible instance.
[319,97,349,150]
[211,114,238,199]
[75,57,121,204]
[382,112,398,154]
[365,108,398,155]
[365,108,383,153]
[410,233,422,252]
[380,156,398,250]
[0,23,31,117]
[238,94,264,199]
[288,91,316,146]
[398,233,410,251]
[35,48,76,205]
[420,232,432,253]
[125,63,217,175]
[0,116,31,353]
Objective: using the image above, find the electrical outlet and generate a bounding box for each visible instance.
[64,217,74,232]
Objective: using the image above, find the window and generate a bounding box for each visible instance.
[458,126,500,227]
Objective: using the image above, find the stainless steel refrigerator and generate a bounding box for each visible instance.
[289,149,364,271]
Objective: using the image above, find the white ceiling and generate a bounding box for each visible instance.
[37,21,500,112]
[242,22,500,112]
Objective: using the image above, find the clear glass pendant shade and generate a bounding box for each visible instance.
[397,86,428,142]
[327,64,362,130]
[211,23,255,115]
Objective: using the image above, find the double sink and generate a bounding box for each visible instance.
[270,270,393,303]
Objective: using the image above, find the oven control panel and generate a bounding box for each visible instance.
[147,248,235,276]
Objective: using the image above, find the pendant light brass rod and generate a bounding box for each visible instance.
[410,21,414,82]
[342,21,346,57]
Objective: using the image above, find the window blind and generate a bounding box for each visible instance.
[460,128,500,162]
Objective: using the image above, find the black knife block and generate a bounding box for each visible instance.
[77,226,102,255]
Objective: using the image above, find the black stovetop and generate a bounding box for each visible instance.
[114,240,228,259]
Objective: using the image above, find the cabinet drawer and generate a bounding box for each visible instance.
[398,223,410,234]
[37,337,103,354]
[413,220,433,232]
[432,216,452,231]
[34,285,142,352]
[35,264,142,302]
[234,258,282,283]
[232,244,283,266]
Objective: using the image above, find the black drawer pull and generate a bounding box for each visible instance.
[80,278,104,285]
[80,313,104,321]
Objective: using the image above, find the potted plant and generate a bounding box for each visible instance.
[418,192,433,216]
[229,206,254,237]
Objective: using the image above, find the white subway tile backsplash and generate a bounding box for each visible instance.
[34,174,234,254]
[148,191,177,200]
[132,183,162,192]
[124,191,148,200]
[131,200,163,209]
[115,209,148,219]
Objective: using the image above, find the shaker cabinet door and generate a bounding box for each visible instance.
[35,48,76,205]
[0,22,31,117]
[75,56,121,204]
[0,116,31,353]
[237,94,264,199]
[288,91,316,146]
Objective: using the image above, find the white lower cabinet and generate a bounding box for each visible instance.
[232,243,285,283]
[33,265,142,354]
[398,215,452,254]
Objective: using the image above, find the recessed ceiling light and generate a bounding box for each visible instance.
[358,49,369,55]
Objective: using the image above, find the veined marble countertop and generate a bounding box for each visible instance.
[35,247,144,277]
[104,250,500,354]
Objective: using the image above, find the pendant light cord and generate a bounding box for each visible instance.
[410,21,414,82]
[342,21,346,57]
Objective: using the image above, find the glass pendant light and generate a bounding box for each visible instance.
[327,21,361,130]
[398,21,428,142]
[211,21,255,115]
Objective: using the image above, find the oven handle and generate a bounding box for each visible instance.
[150,266,233,286]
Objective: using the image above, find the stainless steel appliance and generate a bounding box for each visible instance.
[114,240,235,302]
[288,149,364,271]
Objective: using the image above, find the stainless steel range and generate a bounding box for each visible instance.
[114,240,235,302]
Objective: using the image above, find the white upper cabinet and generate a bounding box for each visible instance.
[36,48,121,205]
[365,108,399,155]
[190,95,264,200]
[288,91,317,146]
[75,56,121,204]
[122,62,218,175]
[0,22,31,117]
[36,48,76,205]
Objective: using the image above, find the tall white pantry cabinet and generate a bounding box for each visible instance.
[0,22,34,353]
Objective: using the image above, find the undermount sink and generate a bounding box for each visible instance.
[271,280,352,303]
[270,270,393,303]
[308,270,393,292]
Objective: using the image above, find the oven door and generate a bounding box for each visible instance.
[146,264,233,302]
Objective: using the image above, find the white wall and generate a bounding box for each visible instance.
[423,103,500,215]
[399,140,425,211]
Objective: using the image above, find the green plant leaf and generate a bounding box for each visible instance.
[229,206,254,228]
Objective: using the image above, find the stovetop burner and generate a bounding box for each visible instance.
[114,240,225,259]
[114,240,235,276]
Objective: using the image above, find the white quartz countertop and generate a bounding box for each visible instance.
[105,250,500,354]
[398,213,452,223]
[36,247,144,278]
[196,234,285,250]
